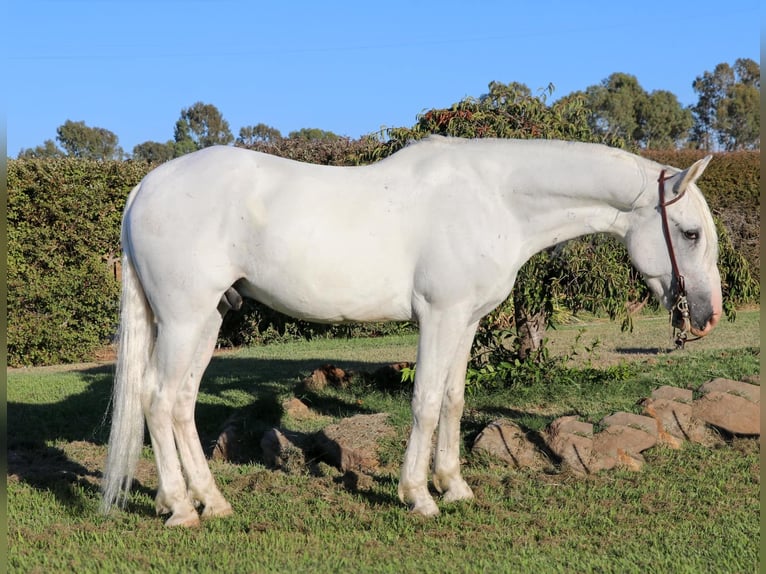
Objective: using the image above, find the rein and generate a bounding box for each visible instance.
[657,170,696,349]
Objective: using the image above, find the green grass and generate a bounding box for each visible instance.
[7,311,760,573]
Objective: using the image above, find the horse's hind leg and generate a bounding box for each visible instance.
[143,320,205,527]
[171,310,233,519]
[145,309,234,526]
[432,320,479,502]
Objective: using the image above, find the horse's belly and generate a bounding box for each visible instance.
[236,274,414,324]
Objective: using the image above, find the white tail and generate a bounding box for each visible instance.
[101,250,154,513]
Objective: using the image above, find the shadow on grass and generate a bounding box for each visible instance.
[7,353,407,516]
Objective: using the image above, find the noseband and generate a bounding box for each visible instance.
[658,169,694,349]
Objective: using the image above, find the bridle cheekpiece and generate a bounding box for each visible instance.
[657,169,694,349]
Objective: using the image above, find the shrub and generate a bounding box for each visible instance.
[6,145,760,366]
[7,159,146,366]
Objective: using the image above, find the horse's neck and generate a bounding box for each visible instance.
[489,143,650,259]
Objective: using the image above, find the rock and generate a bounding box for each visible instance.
[544,416,616,474]
[698,378,760,405]
[372,362,415,389]
[693,391,760,436]
[260,428,310,473]
[600,412,658,438]
[212,423,238,461]
[303,364,352,392]
[592,425,657,461]
[282,397,314,420]
[212,413,245,461]
[311,413,395,472]
[471,419,547,470]
[548,415,594,438]
[641,398,714,447]
[651,385,693,404]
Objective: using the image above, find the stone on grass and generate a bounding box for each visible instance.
[260,428,310,473]
[282,397,314,420]
[693,392,760,436]
[641,397,717,447]
[212,414,243,461]
[212,423,238,461]
[312,413,395,472]
[651,385,693,404]
[600,412,658,437]
[543,416,616,474]
[698,378,760,405]
[372,362,415,389]
[472,419,547,470]
[592,424,657,471]
[303,364,352,392]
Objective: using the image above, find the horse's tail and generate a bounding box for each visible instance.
[101,214,154,514]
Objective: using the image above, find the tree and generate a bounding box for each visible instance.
[18,139,65,159]
[132,140,175,163]
[716,82,760,150]
[288,128,340,141]
[584,73,646,144]
[173,102,234,151]
[691,59,760,150]
[237,124,282,146]
[637,90,693,149]
[582,73,692,149]
[55,120,124,160]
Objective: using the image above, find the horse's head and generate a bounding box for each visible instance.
[625,156,722,338]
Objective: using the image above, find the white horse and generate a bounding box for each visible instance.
[102,136,721,526]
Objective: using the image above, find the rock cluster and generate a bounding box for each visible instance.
[474,378,760,474]
[214,375,759,478]
[240,405,395,474]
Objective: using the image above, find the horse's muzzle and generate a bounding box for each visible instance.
[674,304,719,338]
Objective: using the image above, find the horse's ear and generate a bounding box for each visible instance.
[674,155,713,194]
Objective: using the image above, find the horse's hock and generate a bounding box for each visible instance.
[476,378,760,476]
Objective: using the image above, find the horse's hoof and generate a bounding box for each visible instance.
[441,481,475,503]
[202,500,234,519]
[164,510,201,528]
[409,499,440,517]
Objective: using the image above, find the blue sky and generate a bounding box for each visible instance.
[6,0,761,157]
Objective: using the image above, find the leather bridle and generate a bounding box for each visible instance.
[657,169,694,348]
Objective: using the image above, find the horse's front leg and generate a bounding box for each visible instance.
[432,320,479,503]
[398,307,473,516]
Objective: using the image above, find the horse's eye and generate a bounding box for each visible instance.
[683,229,700,241]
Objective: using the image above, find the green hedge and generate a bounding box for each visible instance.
[7,159,146,365]
[6,148,760,366]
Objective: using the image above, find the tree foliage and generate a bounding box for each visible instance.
[238,123,282,145]
[56,120,124,160]
[691,58,760,150]
[361,82,605,163]
[288,127,341,141]
[132,140,176,163]
[19,120,124,160]
[579,73,692,149]
[173,101,234,150]
[18,139,65,159]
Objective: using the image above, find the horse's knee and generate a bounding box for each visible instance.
[171,400,195,424]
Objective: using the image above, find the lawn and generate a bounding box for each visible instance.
[7,310,760,573]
